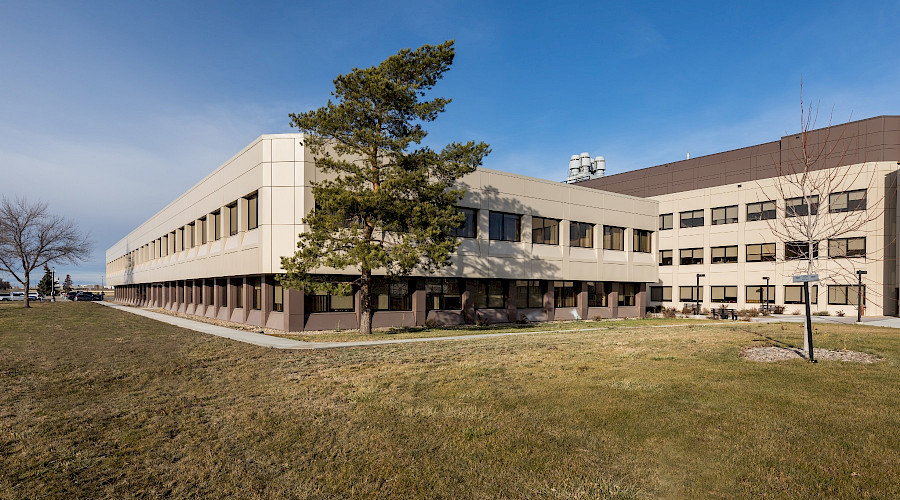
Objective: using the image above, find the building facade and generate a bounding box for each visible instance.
[579,115,900,316]
[107,134,659,331]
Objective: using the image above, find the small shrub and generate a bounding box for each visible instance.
[812,310,831,316]
[591,314,603,321]
[424,318,438,328]
[681,305,696,315]
[773,305,785,314]
[662,307,677,318]
[792,309,801,315]
[475,316,492,327]
[836,310,845,317]
[515,314,529,325]
[737,308,760,317]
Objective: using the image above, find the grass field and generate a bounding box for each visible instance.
[2,302,899,499]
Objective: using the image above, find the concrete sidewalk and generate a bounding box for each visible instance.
[751,313,900,328]
[96,301,615,350]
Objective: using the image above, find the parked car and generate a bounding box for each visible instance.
[27,292,44,302]
[0,292,26,302]
[74,291,103,301]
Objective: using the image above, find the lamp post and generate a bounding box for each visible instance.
[696,273,705,315]
[857,270,867,322]
[762,276,770,313]
[51,267,56,302]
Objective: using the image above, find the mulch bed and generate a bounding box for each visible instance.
[741,346,882,363]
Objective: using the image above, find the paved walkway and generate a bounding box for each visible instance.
[97,302,617,350]
[98,302,900,351]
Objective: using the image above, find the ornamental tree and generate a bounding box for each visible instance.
[279,41,490,334]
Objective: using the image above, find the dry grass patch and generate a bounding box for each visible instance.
[1,303,899,498]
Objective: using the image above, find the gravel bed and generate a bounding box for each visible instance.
[741,346,882,363]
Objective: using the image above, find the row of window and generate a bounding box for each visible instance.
[458,209,652,251]
[650,284,864,305]
[110,193,259,273]
[658,238,865,266]
[659,189,867,230]
[306,279,643,313]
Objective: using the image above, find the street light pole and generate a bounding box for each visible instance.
[696,273,705,315]
[857,270,867,323]
[51,267,55,302]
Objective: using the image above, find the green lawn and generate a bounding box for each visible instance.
[1,302,898,499]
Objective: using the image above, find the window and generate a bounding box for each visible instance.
[785,285,818,304]
[712,205,738,225]
[516,280,543,309]
[212,211,221,240]
[187,222,195,248]
[489,212,520,242]
[829,189,866,213]
[227,202,238,236]
[633,229,652,253]
[185,281,192,303]
[828,285,864,305]
[532,217,560,245]
[710,286,738,303]
[586,282,607,307]
[570,222,594,248]
[711,245,738,264]
[618,283,636,306]
[373,280,411,311]
[786,195,819,217]
[426,279,461,310]
[553,281,575,308]
[679,286,703,301]
[680,210,704,228]
[251,278,262,310]
[474,280,505,309]
[233,278,243,307]
[650,286,672,302]
[272,284,284,312]
[199,217,208,244]
[786,241,819,260]
[603,226,625,250]
[246,192,259,230]
[828,237,866,258]
[659,213,674,230]
[306,286,354,313]
[747,201,776,221]
[746,285,775,304]
[746,243,776,262]
[680,248,703,265]
[454,208,477,238]
[659,250,673,266]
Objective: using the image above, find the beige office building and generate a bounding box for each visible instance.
[580,115,900,316]
[107,134,659,331]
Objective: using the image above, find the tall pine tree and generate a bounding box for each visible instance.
[279,41,490,334]
[37,265,53,297]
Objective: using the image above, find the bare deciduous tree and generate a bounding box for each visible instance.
[760,88,896,353]
[0,196,91,307]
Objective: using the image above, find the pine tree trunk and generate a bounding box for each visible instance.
[360,270,373,334]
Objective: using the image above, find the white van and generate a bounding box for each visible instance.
[0,292,25,301]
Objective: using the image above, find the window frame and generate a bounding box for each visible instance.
[679,209,704,228]
[659,249,673,266]
[785,241,819,260]
[745,285,775,304]
[227,202,239,236]
[246,192,259,231]
[426,278,462,311]
[474,279,506,309]
[785,195,819,218]
[679,248,703,265]
[746,243,776,262]
[454,207,477,238]
[679,285,703,302]
[532,216,560,245]
[633,229,652,253]
[829,189,867,213]
[828,237,866,258]
[553,281,576,308]
[569,221,594,248]
[659,213,673,230]
[488,211,521,242]
[828,284,864,305]
[516,280,543,309]
[710,285,738,303]
[711,245,738,264]
[747,201,776,221]
[586,282,607,307]
[602,225,625,251]
[711,205,738,225]
[784,285,818,304]
[650,286,672,302]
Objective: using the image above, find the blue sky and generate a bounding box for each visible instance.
[2,0,899,285]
